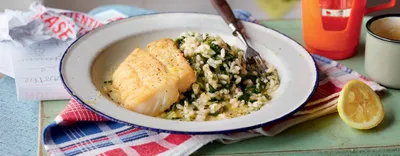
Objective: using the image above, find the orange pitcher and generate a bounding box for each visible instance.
[302,0,396,60]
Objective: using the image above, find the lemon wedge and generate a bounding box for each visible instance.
[337,80,384,130]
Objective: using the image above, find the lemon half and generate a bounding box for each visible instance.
[337,80,384,130]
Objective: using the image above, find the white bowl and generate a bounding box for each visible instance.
[60,13,318,134]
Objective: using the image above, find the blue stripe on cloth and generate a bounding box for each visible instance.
[120,131,149,142]
[113,127,150,142]
[49,122,102,144]
[312,54,332,64]
[106,121,126,129]
[62,128,90,153]
[76,122,103,136]
[71,124,98,151]
[115,126,139,134]
[65,149,83,156]
[46,123,149,154]
[347,68,352,73]
[42,121,57,145]
[48,123,72,144]
[60,139,114,154]
[331,70,347,77]
[344,66,352,73]
[335,62,353,74]
[95,142,114,149]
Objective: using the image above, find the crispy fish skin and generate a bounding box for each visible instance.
[111,48,180,116]
[146,38,196,92]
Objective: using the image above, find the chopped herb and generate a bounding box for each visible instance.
[183,90,195,103]
[242,75,257,84]
[208,85,217,93]
[164,109,182,120]
[171,117,181,120]
[209,66,216,73]
[250,76,257,83]
[209,98,218,102]
[188,57,195,64]
[238,82,247,91]
[196,78,205,89]
[225,52,235,61]
[204,36,213,45]
[177,98,186,105]
[238,93,250,101]
[197,72,204,78]
[219,65,226,72]
[209,106,225,116]
[215,65,222,74]
[175,37,185,47]
[222,83,232,90]
[215,65,227,74]
[245,85,260,94]
[209,98,223,103]
[226,43,231,50]
[210,43,222,55]
[170,103,177,111]
[265,94,272,100]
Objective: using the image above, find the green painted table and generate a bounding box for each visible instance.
[38,18,400,156]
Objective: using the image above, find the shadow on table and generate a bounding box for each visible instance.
[363,91,395,133]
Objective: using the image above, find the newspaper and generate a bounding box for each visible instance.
[0,2,126,100]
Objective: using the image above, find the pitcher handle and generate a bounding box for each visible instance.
[366,0,396,14]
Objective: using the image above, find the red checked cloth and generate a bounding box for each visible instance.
[43,54,385,156]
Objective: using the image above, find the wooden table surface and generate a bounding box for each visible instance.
[38,18,400,156]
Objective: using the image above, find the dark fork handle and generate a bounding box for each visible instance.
[211,0,240,31]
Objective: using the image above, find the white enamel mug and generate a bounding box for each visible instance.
[365,14,400,89]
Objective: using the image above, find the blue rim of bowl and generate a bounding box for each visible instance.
[366,13,400,43]
[59,12,320,135]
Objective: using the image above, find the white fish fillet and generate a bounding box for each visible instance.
[109,39,195,117]
[146,38,196,92]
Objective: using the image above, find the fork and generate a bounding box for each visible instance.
[211,0,268,74]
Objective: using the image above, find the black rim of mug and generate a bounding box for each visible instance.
[366,13,400,43]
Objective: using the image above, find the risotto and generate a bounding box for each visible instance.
[158,32,280,121]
